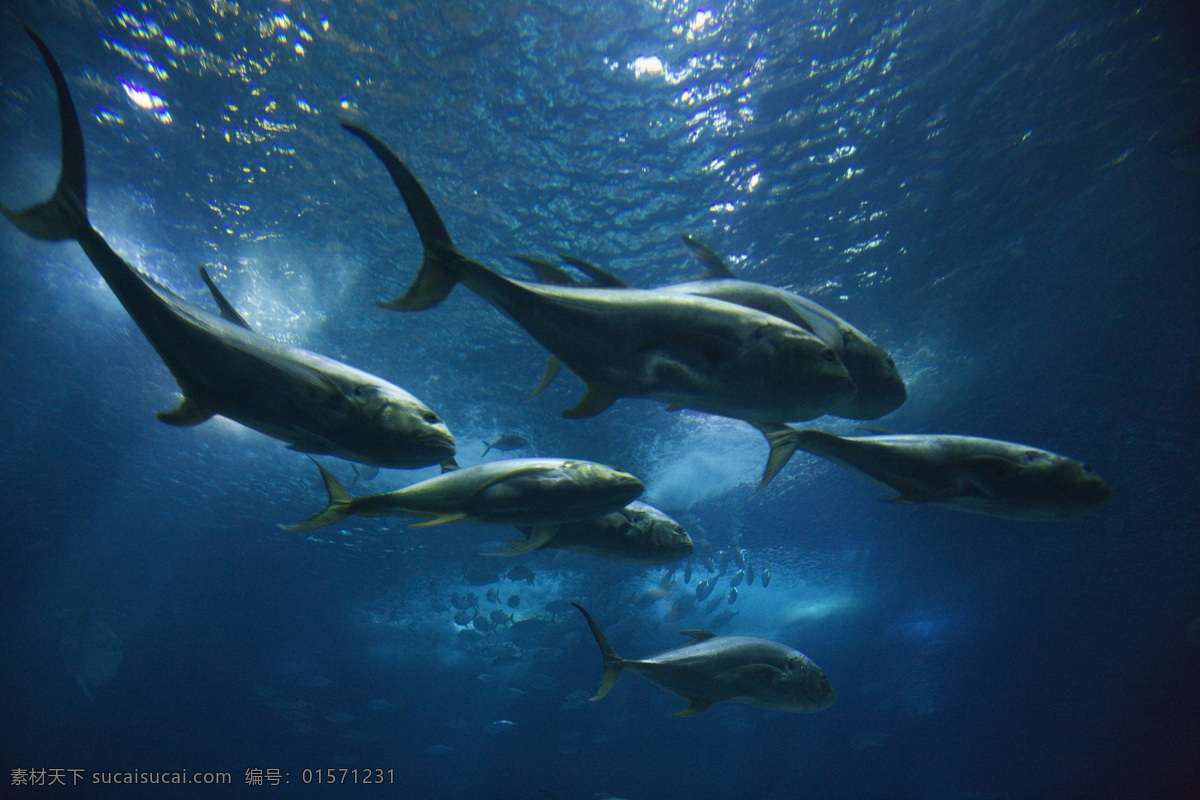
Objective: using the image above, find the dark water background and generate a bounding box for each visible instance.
[1,1,1197,798]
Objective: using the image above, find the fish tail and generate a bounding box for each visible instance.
[571,603,625,702]
[341,122,467,311]
[0,26,90,242]
[755,423,806,492]
[280,462,355,532]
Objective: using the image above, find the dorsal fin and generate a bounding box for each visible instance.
[511,255,576,286]
[198,267,252,329]
[557,254,629,288]
[681,234,736,278]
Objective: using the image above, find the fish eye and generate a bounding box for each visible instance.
[820,349,838,363]
[886,356,896,367]
[1082,462,1095,474]
[422,411,441,424]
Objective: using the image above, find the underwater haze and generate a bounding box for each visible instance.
[1,1,1198,798]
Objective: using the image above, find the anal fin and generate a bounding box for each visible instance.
[673,697,714,717]
[156,396,213,427]
[409,512,470,528]
[526,357,563,401]
[562,382,617,419]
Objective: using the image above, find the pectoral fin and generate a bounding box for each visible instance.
[483,524,559,556]
[672,697,714,717]
[526,357,563,401]
[562,382,617,419]
[722,663,788,684]
[756,423,802,492]
[409,512,471,528]
[156,396,213,427]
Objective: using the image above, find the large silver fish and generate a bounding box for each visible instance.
[526,237,907,422]
[340,124,856,486]
[284,458,644,555]
[772,428,1113,520]
[515,500,694,564]
[1,29,455,469]
[573,603,835,716]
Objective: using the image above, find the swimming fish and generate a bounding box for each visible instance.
[515,501,693,564]
[0,29,455,470]
[528,238,907,422]
[506,566,537,584]
[482,433,531,456]
[341,124,856,487]
[670,235,906,420]
[572,604,835,716]
[773,429,1114,520]
[283,458,644,555]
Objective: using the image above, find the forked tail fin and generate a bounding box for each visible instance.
[341,122,464,311]
[280,461,355,531]
[571,603,626,702]
[755,423,804,492]
[0,26,89,242]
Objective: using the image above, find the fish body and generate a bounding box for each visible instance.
[285,458,644,536]
[342,125,855,431]
[482,433,531,456]
[1,29,454,469]
[531,237,906,420]
[664,231,906,421]
[528,501,693,564]
[506,566,536,584]
[573,604,834,716]
[784,429,1113,520]
[660,276,904,420]
[663,594,697,624]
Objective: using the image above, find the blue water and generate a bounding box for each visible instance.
[1,1,1197,798]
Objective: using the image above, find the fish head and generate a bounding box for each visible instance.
[966,448,1114,519]
[776,652,837,713]
[558,460,646,511]
[764,325,857,418]
[833,331,907,419]
[1035,453,1115,516]
[349,383,456,468]
[622,501,695,562]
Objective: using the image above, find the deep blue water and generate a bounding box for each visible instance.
[1,1,1197,798]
